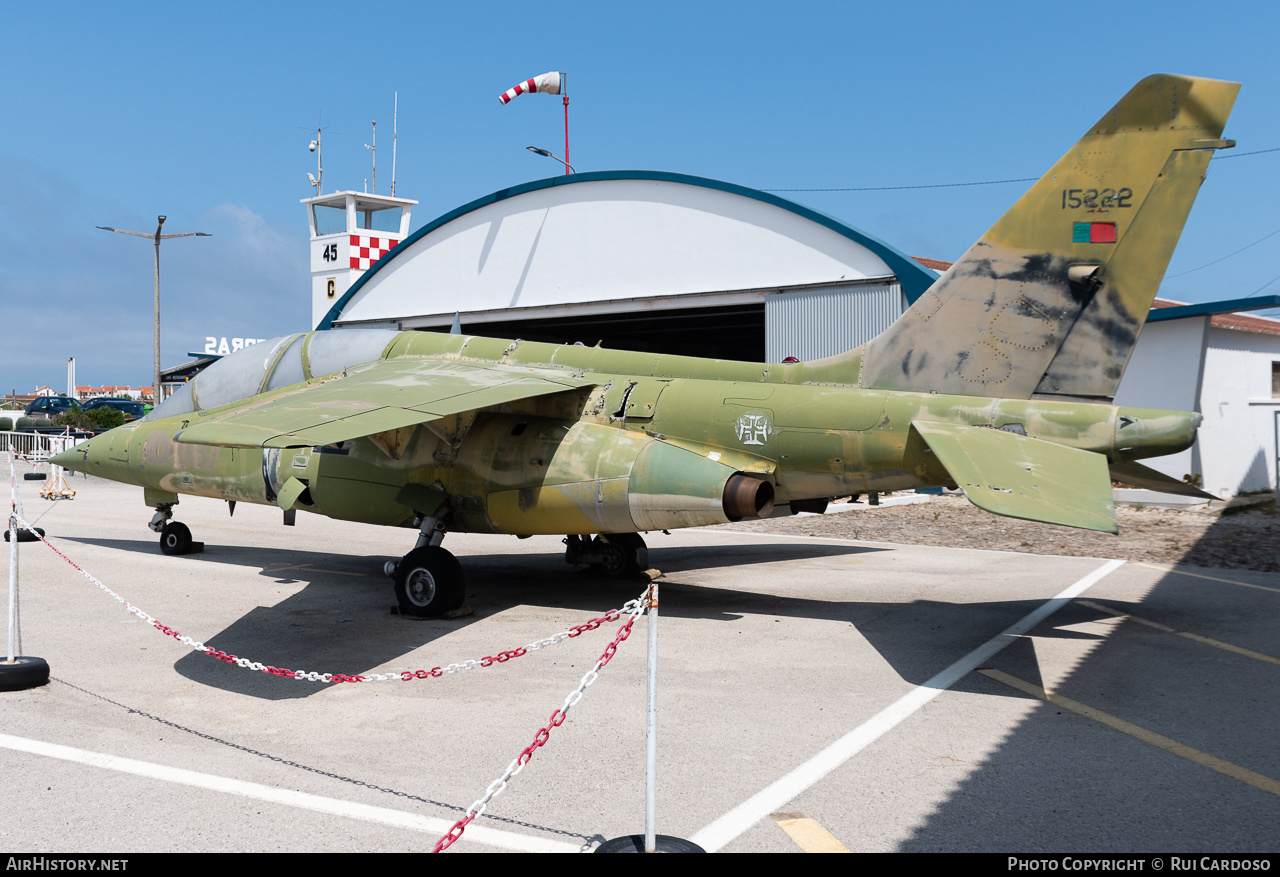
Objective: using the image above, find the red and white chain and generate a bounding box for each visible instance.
[14,511,647,684]
[433,586,651,853]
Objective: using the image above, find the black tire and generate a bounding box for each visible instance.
[159,521,193,556]
[23,473,46,481]
[594,834,705,853]
[4,527,44,543]
[596,533,648,578]
[393,545,465,617]
[0,656,51,691]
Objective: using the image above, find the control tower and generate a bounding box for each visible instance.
[302,191,417,328]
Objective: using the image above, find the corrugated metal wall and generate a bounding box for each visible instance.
[765,282,906,361]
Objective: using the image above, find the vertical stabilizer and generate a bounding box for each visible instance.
[861,75,1239,400]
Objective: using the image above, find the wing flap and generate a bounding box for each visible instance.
[174,358,592,449]
[913,421,1118,533]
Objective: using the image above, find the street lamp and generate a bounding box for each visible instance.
[526,146,576,174]
[97,216,211,402]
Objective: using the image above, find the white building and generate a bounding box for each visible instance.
[1116,301,1280,497]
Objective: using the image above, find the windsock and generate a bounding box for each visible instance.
[499,71,563,104]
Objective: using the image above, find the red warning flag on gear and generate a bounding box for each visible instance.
[499,71,563,104]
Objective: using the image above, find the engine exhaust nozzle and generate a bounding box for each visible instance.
[723,474,775,521]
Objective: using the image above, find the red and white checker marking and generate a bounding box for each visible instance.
[349,235,399,271]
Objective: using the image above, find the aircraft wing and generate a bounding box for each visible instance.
[173,358,594,449]
[912,420,1118,533]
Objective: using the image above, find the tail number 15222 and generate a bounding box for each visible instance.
[1062,187,1133,209]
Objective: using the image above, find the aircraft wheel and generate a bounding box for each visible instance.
[596,533,648,578]
[394,546,465,618]
[159,522,193,556]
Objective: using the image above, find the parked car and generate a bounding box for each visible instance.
[82,397,147,421]
[23,396,78,420]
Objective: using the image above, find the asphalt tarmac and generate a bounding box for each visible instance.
[4,468,1279,854]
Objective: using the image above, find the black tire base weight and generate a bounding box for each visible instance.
[595,834,705,853]
[0,656,50,691]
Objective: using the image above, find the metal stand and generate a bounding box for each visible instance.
[3,450,49,691]
[597,575,705,853]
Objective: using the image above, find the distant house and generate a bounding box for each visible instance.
[1116,299,1280,497]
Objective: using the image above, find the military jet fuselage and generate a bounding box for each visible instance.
[55,73,1237,617]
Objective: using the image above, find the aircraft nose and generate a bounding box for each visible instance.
[51,431,112,473]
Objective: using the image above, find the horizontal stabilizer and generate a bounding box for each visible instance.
[1109,460,1215,500]
[174,358,593,449]
[914,421,1117,533]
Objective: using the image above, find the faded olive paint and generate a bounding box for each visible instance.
[53,75,1234,537]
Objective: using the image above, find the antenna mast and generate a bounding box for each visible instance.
[365,121,376,194]
[308,113,323,193]
[391,92,398,197]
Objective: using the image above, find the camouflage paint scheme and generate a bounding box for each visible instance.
[55,75,1236,548]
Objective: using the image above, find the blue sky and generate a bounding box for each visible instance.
[3,1,1278,394]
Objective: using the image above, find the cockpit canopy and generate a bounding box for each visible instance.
[143,329,401,422]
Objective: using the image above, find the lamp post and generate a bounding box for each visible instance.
[97,217,211,402]
[526,146,576,174]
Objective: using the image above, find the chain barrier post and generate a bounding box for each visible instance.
[2,449,49,691]
[596,571,705,854]
[645,577,658,852]
[7,449,16,661]
[14,520,705,842]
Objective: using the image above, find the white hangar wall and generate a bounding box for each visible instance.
[1198,325,1280,496]
[1116,311,1280,497]
[320,172,938,362]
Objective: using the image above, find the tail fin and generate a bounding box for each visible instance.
[861,74,1239,401]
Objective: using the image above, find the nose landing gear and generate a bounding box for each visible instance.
[150,503,203,555]
[159,521,193,555]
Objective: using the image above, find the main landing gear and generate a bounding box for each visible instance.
[384,509,466,618]
[150,503,202,556]
[564,533,649,578]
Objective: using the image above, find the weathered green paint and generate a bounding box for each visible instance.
[52,76,1237,538]
[861,74,1239,401]
[913,421,1118,533]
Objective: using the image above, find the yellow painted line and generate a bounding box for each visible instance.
[1077,600,1280,667]
[979,669,1280,798]
[1131,562,1280,595]
[771,813,850,853]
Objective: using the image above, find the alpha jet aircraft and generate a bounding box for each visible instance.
[56,74,1236,617]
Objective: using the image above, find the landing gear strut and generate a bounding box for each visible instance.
[564,533,649,578]
[386,507,466,618]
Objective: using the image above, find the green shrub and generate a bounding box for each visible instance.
[54,405,125,430]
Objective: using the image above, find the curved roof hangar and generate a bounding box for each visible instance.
[319,171,935,335]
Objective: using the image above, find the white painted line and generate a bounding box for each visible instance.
[0,732,580,853]
[690,558,1127,852]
